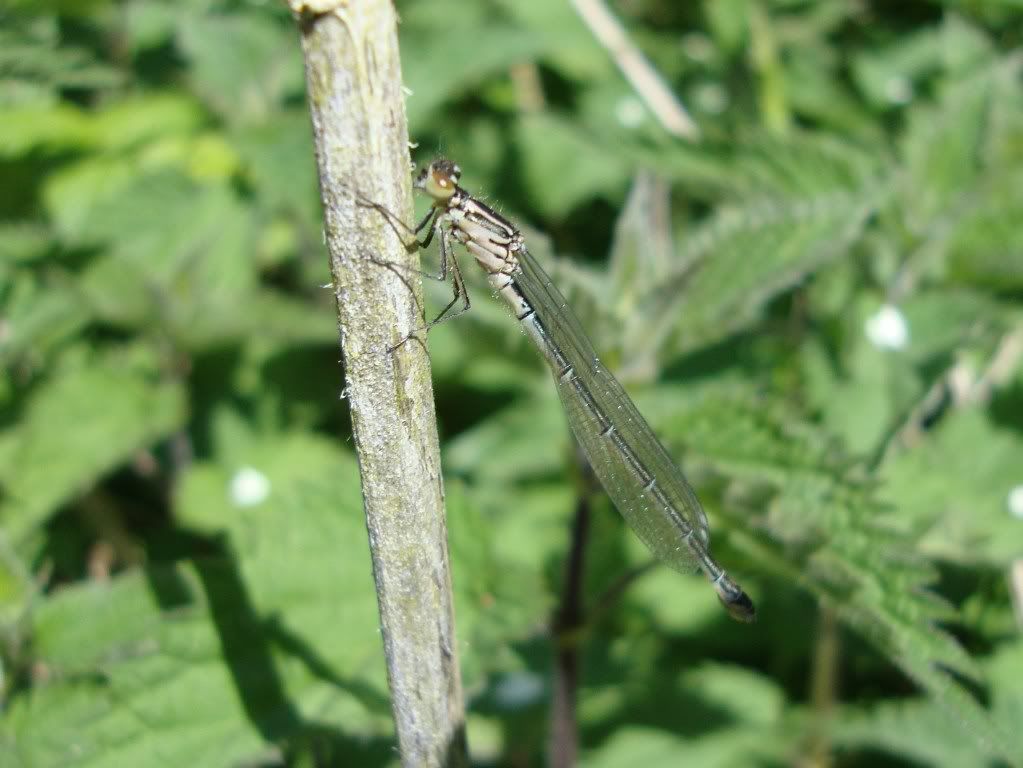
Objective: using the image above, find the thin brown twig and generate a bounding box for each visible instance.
[569,0,700,140]
[804,605,839,768]
[548,492,591,768]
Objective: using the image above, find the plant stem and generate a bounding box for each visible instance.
[288,2,467,766]
[806,604,839,767]
[548,459,594,768]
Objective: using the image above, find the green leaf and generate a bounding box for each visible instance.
[852,27,943,109]
[445,391,565,483]
[0,345,187,545]
[401,1,586,126]
[0,222,53,264]
[233,111,319,232]
[446,482,550,689]
[626,566,736,634]
[881,408,1023,566]
[834,639,1023,766]
[897,59,998,231]
[0,93,200,158]
[4,439,393,765]
[489,0,610,81]
[835,698,1002,767]
[52,170,263,349]
[802,287,1008,456]
[640,381,1015,760]
[607,173,675,303]
[177,11,303,123]
[0,104,95,156]
[704,0,750,57]
[946,169,1023,289]
[0,15,121,108]
[514,113,631,218]
[655,135,884,356]
[0,270,91,367]
[123,0,180,53]
[89,94,207,153]
[583,724,779,768]
[800,330,920,457]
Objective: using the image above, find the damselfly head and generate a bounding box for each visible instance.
[415,157,461,202]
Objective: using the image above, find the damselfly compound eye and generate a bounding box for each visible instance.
[422,159,458,201]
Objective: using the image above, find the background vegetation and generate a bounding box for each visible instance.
[2,0,1022,765]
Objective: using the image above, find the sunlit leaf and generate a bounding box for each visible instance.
[0,345,187,545]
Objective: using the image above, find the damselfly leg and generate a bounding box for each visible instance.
[355,191,472,349]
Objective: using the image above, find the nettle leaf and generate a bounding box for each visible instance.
[784,39,881,140]
[897,288,1007,367]
[400,1,552,126]
[577,663,789,765]
[834,639,1023,766]
[602,172,675,375]
[183,414,536,709]
[800,329,921,458]
[0,221,53,264]
[53,169,262,349]
[801,283,1009,458]
[895,42,1022,263]
[0,262,94,369]
[881,408,1023,567]
[635,381,1014,760]
[445,482,550,690]
[0,344,186,546]
[985,640,1023,757]
[514,112,632,218]
[3,422,463,764]
[0,104,95,156]
[123,0,180,53]
[441,396,577,627]
[834,696,998,767]
[851,26,943,110]
[489,0,611,81]
[946,167,1023,290]
[1,94,204,160]
[88,94,207,153]
[177,10,303,123]
[3,438,393,766]
[42,156,136,238]
[899,74,991,232]
[445,390,565,483]
[583,722,781,768]
[624,564,729,634]
[5,571,298,767]
[652,135,885,357]
[705,0,751,57]
[233,110,320,233]
[0,16,121,106]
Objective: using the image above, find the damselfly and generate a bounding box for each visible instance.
[374,158,755,623]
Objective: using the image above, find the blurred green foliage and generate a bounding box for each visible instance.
[2,0,1023,766]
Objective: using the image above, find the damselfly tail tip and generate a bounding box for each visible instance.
[712,573,756,623]
[719,589,757,624]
